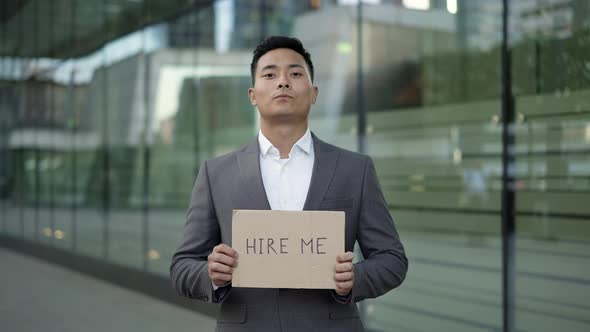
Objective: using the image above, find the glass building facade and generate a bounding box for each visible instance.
[1,0,589,331]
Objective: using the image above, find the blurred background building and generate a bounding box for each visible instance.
[0,0,589,331]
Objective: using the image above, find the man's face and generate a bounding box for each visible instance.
[248,48,318,123]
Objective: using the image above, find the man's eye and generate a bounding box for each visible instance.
[292,72,302,77]
[263,73,274,78]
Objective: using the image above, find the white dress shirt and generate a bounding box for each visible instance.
[258,129,314,211]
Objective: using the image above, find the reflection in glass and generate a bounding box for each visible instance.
[359,2,503,331]
[512,0,590,331]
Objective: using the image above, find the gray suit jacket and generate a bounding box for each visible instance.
[171,134,408,332]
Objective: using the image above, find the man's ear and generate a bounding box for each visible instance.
[248,87,257,106]
[311,86,319,105]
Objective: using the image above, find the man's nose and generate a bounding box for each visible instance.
[277,74,290,89]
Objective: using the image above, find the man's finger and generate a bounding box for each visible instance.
[209,252,237,267]
[336,280,353,290]
[334,272,353,282]
[210,272,232,282]
[210,262,233,274]
[214,244,239,258]
[336,252,354,263]
[334,262,353,273]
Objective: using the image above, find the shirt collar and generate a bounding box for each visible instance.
[258,128,313,157]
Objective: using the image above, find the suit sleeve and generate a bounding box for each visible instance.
[170,160,226,303]
[352,157,409,302]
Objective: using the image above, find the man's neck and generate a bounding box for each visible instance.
[260,121,308,159]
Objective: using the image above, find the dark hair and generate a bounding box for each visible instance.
[250,36,314,85]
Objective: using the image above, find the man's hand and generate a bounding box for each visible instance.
[334,252,354,296]
[208,244,238,287]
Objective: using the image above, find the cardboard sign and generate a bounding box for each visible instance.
[231,209,344,289]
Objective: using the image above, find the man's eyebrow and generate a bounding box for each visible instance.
[260,64,278,72]
[260,64,305,72]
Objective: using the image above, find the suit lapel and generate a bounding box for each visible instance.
[303,134,339,211]
[236,137,271,210]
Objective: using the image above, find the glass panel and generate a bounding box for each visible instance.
[50,58,78,250]
[1,67,22,237]
[0,60,5,233]
[47,0,75,252]
[74,147,104,259]
[35,62,63,246]
[361,1,503,331]
[512,0,590,330]
[103,38,144,269]
[75,44,109,260]
[21,76,39,242]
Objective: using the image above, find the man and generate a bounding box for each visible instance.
[170,36,408,332]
